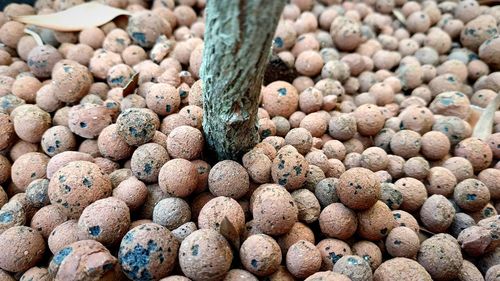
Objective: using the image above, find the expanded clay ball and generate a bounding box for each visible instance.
[442,157,474,182]
[453,179,491,212]
[106,63,134,88]
[420,131,450,160]
[198,196,245,235]
[0,113,15,151]
[20,267,50,281]
[242,150,272,184]
[116,108,159,146]
[131,142,170,181]
[179,229,232,281]
[360,147,388,172]
[426,167,457,197]
[352,241,382,271]
[153,197,191,230]
[286,240,321,279]
[380,183,403,210]
[208,160,249,199]
[417,234,463,281]
[68,104,112,139]
[12,75,42,103]
[403,156,430,180]
[0,226,45,273]
[113,176,147,210]
[295,50,324,76]
[51,61,92,103]
[305,271,351,281]
[146,83,180,116]
[13,104,51,143]
[486,265,500,281]
[291,189,320,223]
[479,168,500,200]
[285,128,313,155]
[357,200,395,241]
[78,197,130,247]
[337,167,380,210]
[118,223,178,280]
[271,145,309,191]
[251,184,298,236]
[11,152,49,191]
[454,137,493,172]
[322,140,346,160]
[46,151,94,179]
[97,124,134,161]
[41,125,76,156]
[30,205,67,239]
[127,11,171,48]
[159,159,197,197]
[353,104,385,136]
[48,161,112,219]
[0,200,26,234]
[374,258,432,281]
[240,234,282,277]
[420,194,455,233]
[319,203,357,240]
[389,130,421,159]
[223,269,258,281]
[386,227,420,259]
[27,45,63,78]
[333,255,372,281]
[262,81,299,118]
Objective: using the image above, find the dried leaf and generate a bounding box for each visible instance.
[13,2,131,32]
[473,93,500,140]
[24,28,44,46]
[122,72,139,97]
[219,217,240,250]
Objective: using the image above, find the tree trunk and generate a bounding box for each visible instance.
[201,0,286,161]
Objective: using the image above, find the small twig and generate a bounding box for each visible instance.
[24,28,44,47]
[122,72,139,97]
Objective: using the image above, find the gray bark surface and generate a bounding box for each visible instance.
[201,0,286,161]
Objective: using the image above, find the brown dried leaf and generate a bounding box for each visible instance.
[473,93,500,140]
[13,2,130,32]
[219,216,240,250]
[122,72,139,97]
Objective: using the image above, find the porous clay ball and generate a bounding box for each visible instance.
[379,183,403,210]
[360,147,388,172]
[352,241,382,271]
[291,189,321,223]
[337,167,380,210]
[394,177,427,212]
[223,269,258,281]
[20,267,50,281]
[333,255,373,281]
[78,197,130,247]
[240,234,282,277]
[453,178,491,212]
[158,159,197,197]
[13,105,51,143]
[41,125,76,156]
[118,223,179,280]
[52,61,92,103]
[11,152,49,191]
[68,104,112,139]
[97,124,133,161]
[116,108,159,146]
[262,81,299,118]
[374,258,432,281]
[271,145,309,191]
[403,156,430,180]
[49,240,121,280]
[242,150,272,184]
[328,114,357,141]
[146,83,181,116]
[305,271,351,281]
[27,45,63,78]
[171,222,197,243]
[46,151,94,179]
[131,143,169,183]
[319,203,357,240]
[0,113,15,151]
[420,194,455,233]
[285,128,313,154]
[208,160,249,199]
[0,226,45,273]
[286,240,322,279]
[454,137,493,172]
[127,11,171,48]
[417,234,463,281]
[198,196,245,235]
[390,130,421,159]
[426,167,457,197]
[48,161,112,219]
[442,157,474,182]
[48,220,82,254]
[30,205,67,239]
[478,168,500,200]
[385,227,420,258]
[153,197,191,230]
[179,229,232,281]
[251,184,298,236]
[357,200,394,241]
[420,131,450,160]
[296,51,324,76]
[353,104,385,136]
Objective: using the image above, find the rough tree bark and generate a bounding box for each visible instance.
[201,0,286,161]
